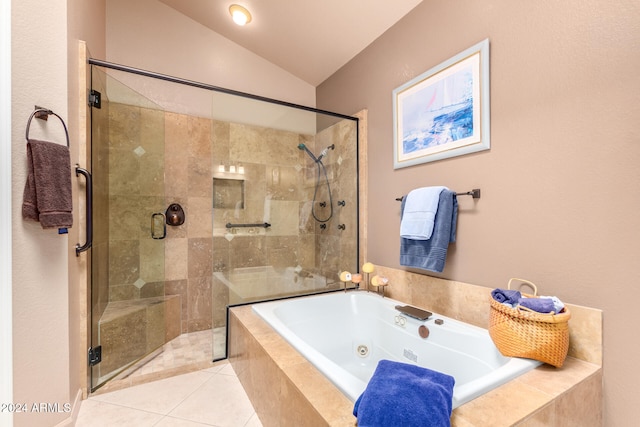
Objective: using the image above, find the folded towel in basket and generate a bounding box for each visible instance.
[353,359,454,427]
[518,297,556,313]
[491,288,522,306]
[22,139,73,229]
[540,295,565,313]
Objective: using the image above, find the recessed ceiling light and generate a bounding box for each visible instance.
[229,4,252,26]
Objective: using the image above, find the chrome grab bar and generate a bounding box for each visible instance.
[75,166,92,256]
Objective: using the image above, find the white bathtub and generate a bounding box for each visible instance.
[252,291,541,409]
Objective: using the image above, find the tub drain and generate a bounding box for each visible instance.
[356,344,369,358]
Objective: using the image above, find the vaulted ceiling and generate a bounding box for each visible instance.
[158,0,423,86]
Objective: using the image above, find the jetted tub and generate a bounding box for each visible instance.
[252,291,541,408]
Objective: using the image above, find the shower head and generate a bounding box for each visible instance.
[317,144,335,162]
[321,144,335,155]
[298,143,319,163]
[298,143,335,163]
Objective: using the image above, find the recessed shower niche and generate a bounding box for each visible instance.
[213,176,245,209]
[87,58,359,392]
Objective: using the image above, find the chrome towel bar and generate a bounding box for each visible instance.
[395,188,481,201]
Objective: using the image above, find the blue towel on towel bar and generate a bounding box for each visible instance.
[353,360,454,427]
[400,186,446,240]
[400,189,458,273]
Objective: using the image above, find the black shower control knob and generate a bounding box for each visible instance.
[165,203,185,226]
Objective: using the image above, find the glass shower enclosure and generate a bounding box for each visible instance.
[88,60,359,391]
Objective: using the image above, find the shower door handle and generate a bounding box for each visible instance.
[75,166,93,256]
[151,212,166,239]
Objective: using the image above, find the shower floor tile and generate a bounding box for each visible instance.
[99,327,227,394]
[128,329,214,377]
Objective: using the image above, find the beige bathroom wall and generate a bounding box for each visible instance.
[11,0,105,424]
[0,2,11,425]
[105,0,315,108]
[317,0,640,425]
[11,1,71,426]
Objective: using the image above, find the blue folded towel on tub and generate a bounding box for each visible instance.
[353,359,455,427]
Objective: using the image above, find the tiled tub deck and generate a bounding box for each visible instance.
[229,272,602,426]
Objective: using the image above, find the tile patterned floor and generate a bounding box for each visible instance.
[123,329,223,379]
[77,362,262,427]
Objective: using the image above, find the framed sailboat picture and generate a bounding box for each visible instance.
[393,39,490,169]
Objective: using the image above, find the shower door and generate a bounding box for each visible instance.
[89,66,169,391]
[87,58,359,375]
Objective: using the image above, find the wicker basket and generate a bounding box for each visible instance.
[489,278,571,367]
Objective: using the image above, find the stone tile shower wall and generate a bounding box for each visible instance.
[100,107,212,346]
[106,105,356,337]
[101,102,178,377]
[313,120,358,278]
[211,121,319,326]
[210,118,356,327]
[107,104,166,302]
[211,121,304,299]
[163,112,214,334]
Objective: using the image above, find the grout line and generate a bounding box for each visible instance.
[162,369,223,418]
[242,413,261,427]
[155,370,220,417]
[90,398,167,418]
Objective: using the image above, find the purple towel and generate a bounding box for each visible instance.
[518,297,556,313]
[22,139,73,229]
[353,360,454,427]
[491,288,522,305]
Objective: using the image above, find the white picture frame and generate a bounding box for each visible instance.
[393,39,490,169]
